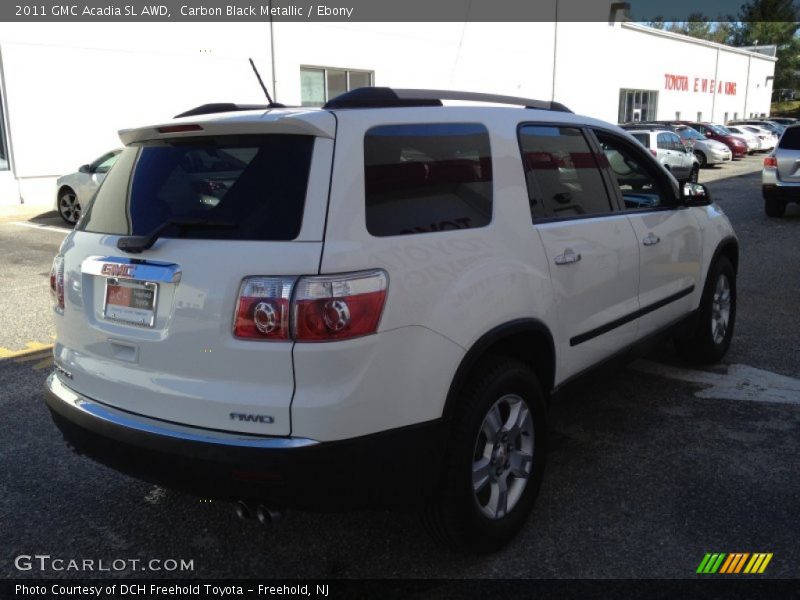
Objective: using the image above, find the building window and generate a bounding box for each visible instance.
[300,66,373,107]
[618,89,658,124]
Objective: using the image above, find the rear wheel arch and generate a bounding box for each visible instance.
[442,319,556,420]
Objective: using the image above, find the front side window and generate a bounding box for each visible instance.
[519,125,611,220]
[364,123,492,236]
[79,135,315,241]
[667,133,685,151]
[594,130,673,210]
[91,151,121,174]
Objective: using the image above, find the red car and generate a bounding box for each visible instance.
[686,122,748,158]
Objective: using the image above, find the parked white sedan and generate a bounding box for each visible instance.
[55,149,121,224]
[718,124,759,153]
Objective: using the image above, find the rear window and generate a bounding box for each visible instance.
[631,133,650,146]
[779,127,800,150]
[364,123,492,236]
[78,135,315,241]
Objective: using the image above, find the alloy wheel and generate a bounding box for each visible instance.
[711,273,731,345]
[472,394,534,520]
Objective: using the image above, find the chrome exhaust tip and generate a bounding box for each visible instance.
[234,500,253,521]
[256,504,283,526]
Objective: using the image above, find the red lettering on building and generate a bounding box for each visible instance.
[664,73,738,96]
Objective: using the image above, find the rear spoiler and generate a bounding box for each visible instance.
[118,110,336,145]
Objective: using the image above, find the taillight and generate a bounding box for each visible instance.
[649,149,658,157]
[233,270,388,342]
[233,277,294,340]
[764,156,778,168]
[293,270,388,341]
[50,255,65,313]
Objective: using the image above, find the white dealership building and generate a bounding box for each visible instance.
[0,8,777,215]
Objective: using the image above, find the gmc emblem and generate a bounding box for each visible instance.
[101,263,136,278]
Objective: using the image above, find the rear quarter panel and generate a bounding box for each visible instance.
[291,108,561,439]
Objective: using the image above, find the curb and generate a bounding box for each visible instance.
[0,343,54,360]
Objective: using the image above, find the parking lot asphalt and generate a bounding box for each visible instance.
[1,153,798,580]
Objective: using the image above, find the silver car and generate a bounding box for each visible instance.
[725,125,763,152]
[55,149,121,224]
[629,129,700,184]
[674,126,732,167]
[762,124,800,217]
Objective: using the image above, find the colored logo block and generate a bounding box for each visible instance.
[697,553,773,574]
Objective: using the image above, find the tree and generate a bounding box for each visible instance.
[736,0,800,90]
[644,0,800,91]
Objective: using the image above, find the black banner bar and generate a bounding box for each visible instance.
[2,0,797,23]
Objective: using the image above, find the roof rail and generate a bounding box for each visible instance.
[174,102,286,119]
[323,87,572,113]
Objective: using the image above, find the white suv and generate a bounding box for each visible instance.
[45,88,739,552]
[627,129,700,185]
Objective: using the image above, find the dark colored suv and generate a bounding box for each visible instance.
[685,123,747,158]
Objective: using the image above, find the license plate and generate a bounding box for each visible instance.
[103,278,158,327]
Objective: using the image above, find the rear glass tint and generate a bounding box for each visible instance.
[631,133,649,146]
[78,135,315,241]
[364,123,492,236]
[779,127,800,150]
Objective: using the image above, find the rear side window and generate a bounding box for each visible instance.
[79,135,315,241]
[518,125,612,219]
[364,123,492,236]
[779,127,800,150]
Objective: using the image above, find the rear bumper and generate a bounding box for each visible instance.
[45,373,445,510]
[762,183,800,203]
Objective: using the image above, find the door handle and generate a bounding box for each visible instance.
[642,232,661,246]
[554,248,581,266]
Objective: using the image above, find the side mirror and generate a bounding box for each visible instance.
[682,182,712,206]
[78,164,92,174]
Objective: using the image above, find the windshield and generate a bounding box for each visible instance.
[676,127,706,141]
[759,122,784,134]
[78,135,315,241]
[704,124,727,136]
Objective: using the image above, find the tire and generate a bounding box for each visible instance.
[422,357,547,553]
[674,256,736,365]
[689,165,699,183]
[764,196,787,218]
[57,187,81,225]
[694,151,707,168]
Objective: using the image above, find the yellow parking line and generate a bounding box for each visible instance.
[32,357,54,370]
[0,342,53,359]
[13,350,53,363]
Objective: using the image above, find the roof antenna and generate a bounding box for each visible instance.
[249,57,284,108]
